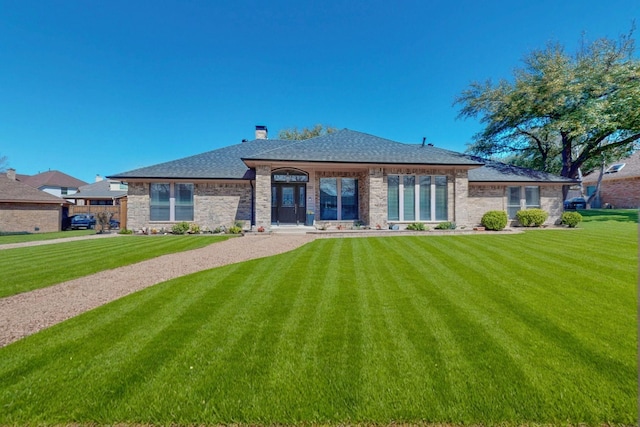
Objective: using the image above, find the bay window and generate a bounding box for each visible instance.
[388,175,447,221]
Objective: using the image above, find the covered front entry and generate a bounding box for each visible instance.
[271,169,309,225]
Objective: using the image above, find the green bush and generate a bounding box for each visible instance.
[189,223,201,234]
[406,222,428,231]
[227,225,243,234]
[481,210,508,231]
[516,209,549,227]
[561,211,583,228]
[118,228,133,235]
[171,222,190,235]
[435,222,456,230]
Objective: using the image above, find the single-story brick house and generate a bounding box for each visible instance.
[0,169,69,233]
[581,152,640,208]
[108,127,575,231]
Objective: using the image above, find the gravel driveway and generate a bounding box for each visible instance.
[0,234,315,347]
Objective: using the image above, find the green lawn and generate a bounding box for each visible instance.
[0,211,636,426]
[0,229,95,244]
[0,235,229,298]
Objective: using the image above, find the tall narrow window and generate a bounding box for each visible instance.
[403,176,416,221]
[320,178,338,220]
[175,183,194,221]
[341,178,358,220]
[525,186,540,209]
[387,175,399,221]
[435,176,448,221]
[150,183,170,221]
[419,176,431,221]
[507,187,521,219]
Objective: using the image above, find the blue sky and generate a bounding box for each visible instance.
[1,0,638,183]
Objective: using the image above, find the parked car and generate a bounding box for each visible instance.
[71,214,96,229]
[564,197,587,210]
[109,218,120,229]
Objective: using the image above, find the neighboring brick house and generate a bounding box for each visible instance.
[0,169,68,233]
[581,152,640,209]
[18,170,87,198]
[108,127,575,231]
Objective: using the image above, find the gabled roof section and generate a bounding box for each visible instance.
[0,175,68,204]
[108,138,298,180]
[582,151,640,183]
[20,170,87,189]
[242,129,483,166]
[64,179,127,200]
[468,157,577,183]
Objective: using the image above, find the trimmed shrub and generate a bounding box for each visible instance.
[406,222,428,231]
[516,208,549,227]
[171,222,190,235]
[561,211,583,228]
[481,210,508,231]
[435,221,456,230]
[189,223,201,234]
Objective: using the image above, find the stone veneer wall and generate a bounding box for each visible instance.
[195,182,252,229]
[0,203,61,233]
[368,167,386,228]
[254,165,272,229]
[127,181,253,231]
[467,184,564,225]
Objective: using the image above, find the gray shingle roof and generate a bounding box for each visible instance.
[20,170,87,189]
[468,157,576,183]
[109,129,481,180]
[243,129,482,165]
[109,138,297,180]
[64,179,127,200]
[108,128,573,184]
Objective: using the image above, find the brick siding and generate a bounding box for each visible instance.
[0,203,61,233]
[598,177,640,208]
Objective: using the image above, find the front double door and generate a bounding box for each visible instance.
[272,184,306,224]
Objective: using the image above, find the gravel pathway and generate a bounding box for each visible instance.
[0,234,315,347]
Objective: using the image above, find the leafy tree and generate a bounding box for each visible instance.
[455,29,640,187]
[278,124,338,140]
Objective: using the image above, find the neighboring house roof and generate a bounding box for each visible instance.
[20,170,87,189]
[468,157,577,183]
[108,128,573,184]
[581,152,640,183]
[64,179,127,200]
[0,175,68,204]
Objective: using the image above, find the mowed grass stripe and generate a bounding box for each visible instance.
[0,213,636,425]
[401,234,635,421]
[0,235,229,297]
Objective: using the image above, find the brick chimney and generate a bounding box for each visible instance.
[6,168,16,180]
[255,125,268,140]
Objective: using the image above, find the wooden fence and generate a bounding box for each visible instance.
[69,199,127,229]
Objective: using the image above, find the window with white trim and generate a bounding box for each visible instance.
[150,183,194,221]
[387,175,447,221]
[507,186,541,219]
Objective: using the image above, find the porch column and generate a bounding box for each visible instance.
[368,167,387,228]
[254,164,272,229]
[453,169,470,226]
